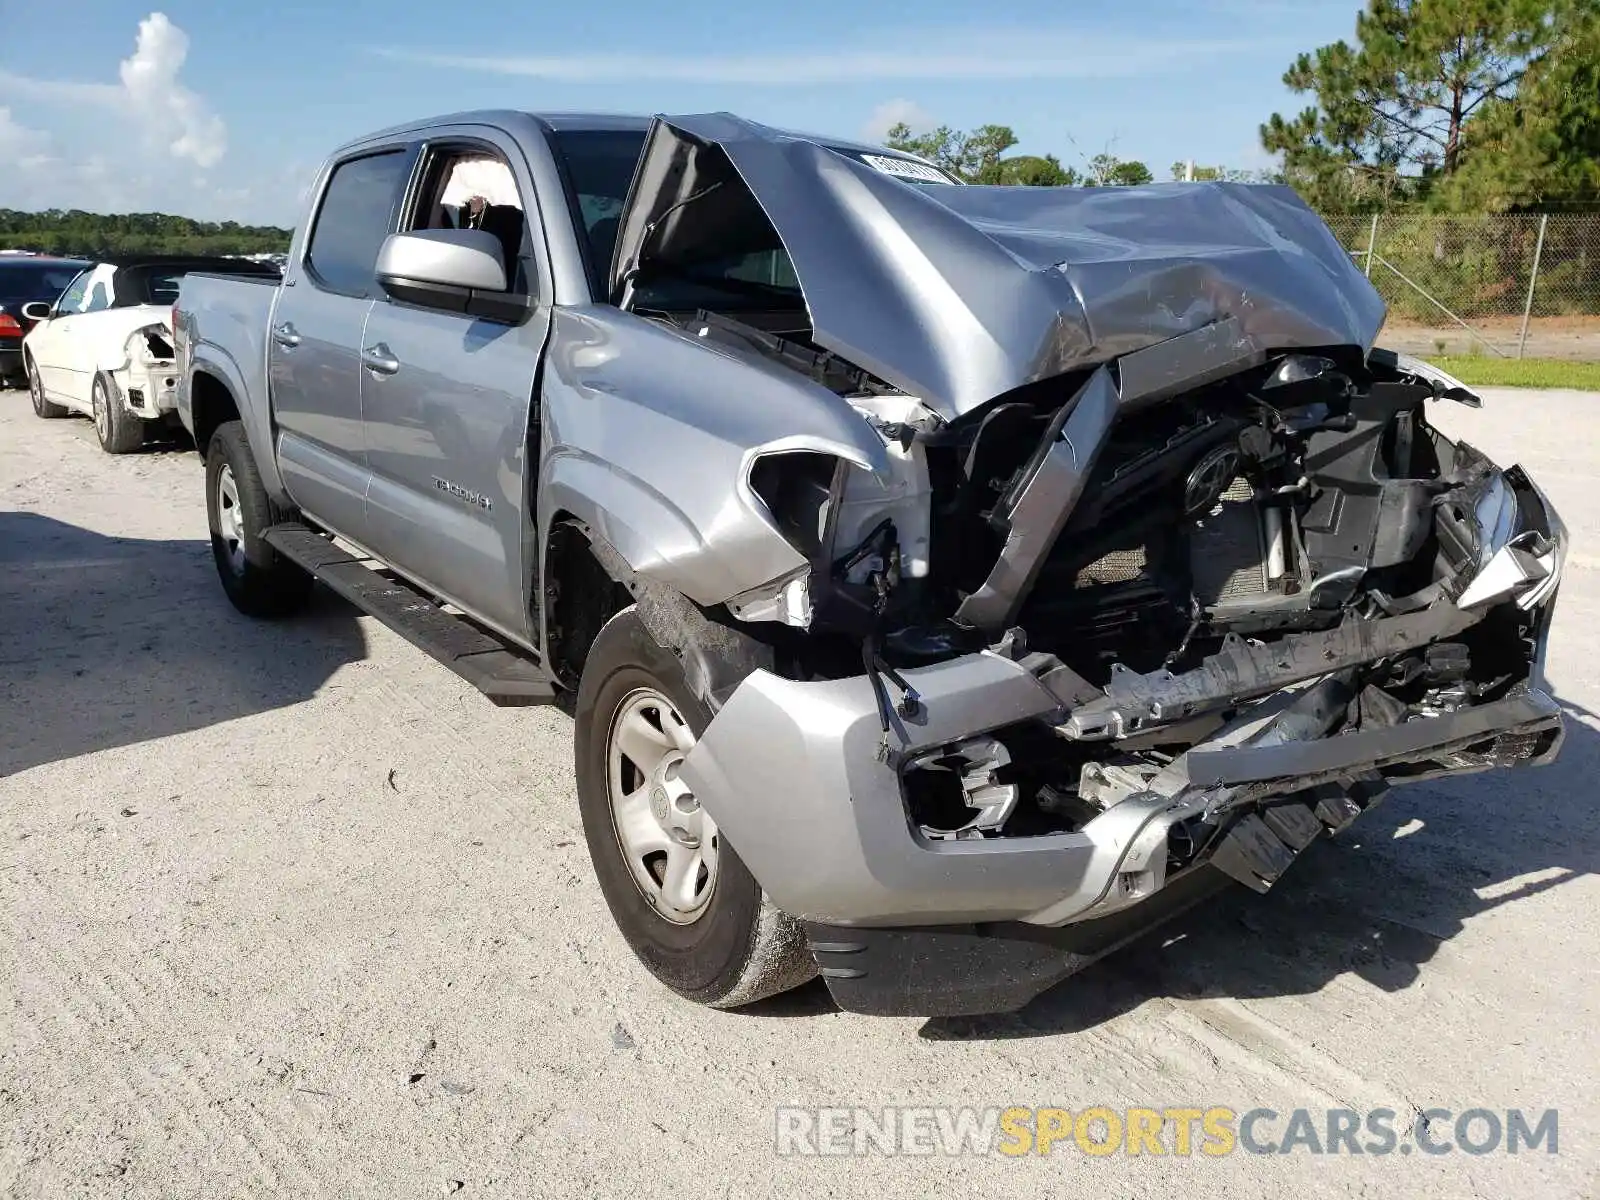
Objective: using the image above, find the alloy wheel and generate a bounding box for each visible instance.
[92,381,110,443]
[606,687,719,924]
[215,463,247,577]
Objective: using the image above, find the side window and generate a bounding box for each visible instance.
[146,272,183,305]
[408,146,529,294]
[54,271,89,315]
[306,149,412,298]
[84,274,113,312]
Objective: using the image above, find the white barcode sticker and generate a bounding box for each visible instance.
[859,154,951,183]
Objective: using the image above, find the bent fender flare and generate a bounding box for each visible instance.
[553,518,774,714]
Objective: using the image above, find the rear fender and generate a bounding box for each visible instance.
[186,348,289,502]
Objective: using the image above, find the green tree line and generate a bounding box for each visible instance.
[0,209,291,257]
[886,0,1598,216]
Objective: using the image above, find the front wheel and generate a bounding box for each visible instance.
[575,607,816,1008]
[204,421,312,618]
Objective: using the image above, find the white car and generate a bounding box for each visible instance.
[23,256,278,453]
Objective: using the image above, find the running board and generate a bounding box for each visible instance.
[263,523,557,707]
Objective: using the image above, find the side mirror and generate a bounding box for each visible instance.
[21,302,52,322]
[375,229,530,321]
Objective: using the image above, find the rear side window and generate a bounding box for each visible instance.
[144,272,183,305]
[306,150,412,297]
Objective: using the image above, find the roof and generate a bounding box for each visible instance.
[331,109,935,168]
[347,109,650,150]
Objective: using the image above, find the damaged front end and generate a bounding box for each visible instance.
[679,343,1565,1014]
[613,115,1566,1015]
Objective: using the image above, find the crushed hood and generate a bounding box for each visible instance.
[611,113,1388,421]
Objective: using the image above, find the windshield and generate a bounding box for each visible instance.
[0,262,88,303]
[548,128,958,302]
[830,150,960,186]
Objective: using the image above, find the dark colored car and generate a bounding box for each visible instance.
[0,257,89,385]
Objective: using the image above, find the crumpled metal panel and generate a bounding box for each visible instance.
[616,113,1388,421]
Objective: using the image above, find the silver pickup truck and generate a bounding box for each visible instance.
[173,110,1567,1017]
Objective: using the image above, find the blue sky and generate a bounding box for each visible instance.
[0,1,1361,225]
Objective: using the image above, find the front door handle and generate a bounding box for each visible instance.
[361,343,400,376]
[271,321,301,348]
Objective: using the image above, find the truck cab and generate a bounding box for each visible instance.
[173,110,1566,1018]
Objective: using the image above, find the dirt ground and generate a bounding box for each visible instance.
[2,387,1598,1199]
[1381,314,1600,361]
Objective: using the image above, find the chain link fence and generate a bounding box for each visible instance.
[1323,212,1600,360]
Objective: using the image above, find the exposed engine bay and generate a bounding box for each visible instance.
[693,317,1562,866]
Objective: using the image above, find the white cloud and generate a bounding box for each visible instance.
[861,99,935,142]
[118,12,227,167]
[0,12,238,217]
[0,107,51,162]
[375,29,1276,86]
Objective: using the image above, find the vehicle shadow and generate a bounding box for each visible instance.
[0,510,367,778]
[917,698,1600,1040]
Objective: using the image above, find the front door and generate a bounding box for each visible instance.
[359,135,551,641]
[30,268,90,401]
[268,145,415,544]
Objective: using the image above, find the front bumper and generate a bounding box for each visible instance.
[682,659,1560,1014]
[680,655,1562,925]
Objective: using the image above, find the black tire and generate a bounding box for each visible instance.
[204,420,312,618]
[27,356,69,419]
[575,607,816,1008]
[92,372,146,454]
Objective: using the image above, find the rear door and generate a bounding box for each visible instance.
[269,144,416,543]
[358,130,551,641]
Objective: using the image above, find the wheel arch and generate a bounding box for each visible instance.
[189,367,242,458]
[184,346,293,505]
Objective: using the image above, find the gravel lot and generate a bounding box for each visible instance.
[2,386,1598,1198]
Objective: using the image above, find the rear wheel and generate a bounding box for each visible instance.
[204,421,312,618]
[575,607,815,1008]
[27,356,68,419]
[92,373,146,454]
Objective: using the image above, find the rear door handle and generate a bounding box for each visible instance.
[272,322,301,348]
[361,343,400,375]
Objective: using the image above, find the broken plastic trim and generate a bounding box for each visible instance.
[906,735,1019,841]
[1059,600,1484,741]
[954,365,1118,631]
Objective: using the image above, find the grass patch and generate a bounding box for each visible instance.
[1424,356,1600,390]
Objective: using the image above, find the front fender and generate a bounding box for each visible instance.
[541,451,711,594]
[539,306,891,606]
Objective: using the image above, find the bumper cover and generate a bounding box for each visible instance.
[689,677,1559,1016]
